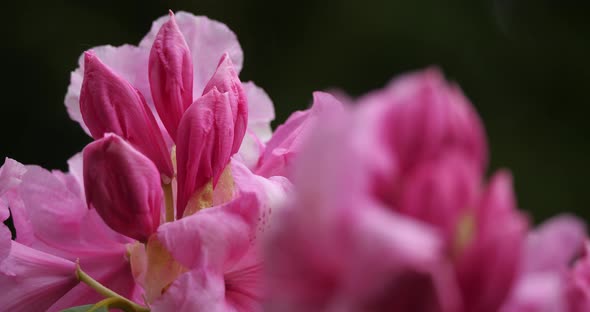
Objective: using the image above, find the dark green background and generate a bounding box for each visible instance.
[1,0,589,223]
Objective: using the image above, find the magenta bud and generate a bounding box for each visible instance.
[203,53,248,154]
[175,88,234,218]
[369,68,487,175]
[149,11,194,140]
[83,134,163,242]
[80,51,174,181]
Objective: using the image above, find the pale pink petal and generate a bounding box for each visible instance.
[0,158,26,197]
[243,81,274,143]
[149,11,194,139]
[67,152,85,200]
[523,215,586,274]
[151,269,230,312]
[83,134,163,242]
[176,89,234,218]
[157,193,259,270]
[0,242,78,312]
[256,91,343,178]
[80,51,174,180]
[237,130,265,169]
[0,158,26,222]
[48,252,143,311]
[8,165,130,258]
[140,11,243,97]
[0,225,10,263]
[501,273,565,312]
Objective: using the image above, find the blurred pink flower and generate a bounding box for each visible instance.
[264,68,585,312]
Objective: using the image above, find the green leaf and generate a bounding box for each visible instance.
[60,304,108,312]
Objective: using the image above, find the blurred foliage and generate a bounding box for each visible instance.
[1,0,589,222]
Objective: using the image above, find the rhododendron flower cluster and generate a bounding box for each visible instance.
[1,10,589,312]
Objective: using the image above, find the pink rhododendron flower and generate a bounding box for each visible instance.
[264,68,586,312]
[0,10,288,312]
[2,7,588,312]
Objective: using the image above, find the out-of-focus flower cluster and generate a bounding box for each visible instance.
[1,10,588,312]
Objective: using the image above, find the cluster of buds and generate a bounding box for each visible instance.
[1,10,589,312]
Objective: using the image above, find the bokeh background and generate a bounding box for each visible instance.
[1,0,589,223]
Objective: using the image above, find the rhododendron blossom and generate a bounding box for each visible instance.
[1,8,590,312]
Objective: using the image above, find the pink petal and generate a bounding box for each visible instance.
[203,53,248,154]
[140,11,244,97]
[9,165,130,258]
[0,225,10,263]
[256,91,343,178]
[157,192,259,270]
[523,214,586,274]
[0,158,26,197]
[0,158,25,223]
[83,134,162,242]
[237,130,265,169]
[151,269,230,312]
[66,152,85,201]
[175,88,234,218]
[500,273,565,312]
[0,242,78,312]
[242,81,275,143]
[48,252,143,311]
[80,51,174,180]
[149,11,194,139]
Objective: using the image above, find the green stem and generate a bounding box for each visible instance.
[76,263,150,312]
[163,182,174,223]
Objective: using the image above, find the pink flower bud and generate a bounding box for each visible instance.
[176,88,234,218]
[149,11,194,140]
[83,134,162,242]
[203,53,248,154]
[397,153,480,240]
[80,51,174,181]
[364,68,487,176]
[455,171,528,312]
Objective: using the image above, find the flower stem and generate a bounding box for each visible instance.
[76,262,150,312]
[163,182,174,223]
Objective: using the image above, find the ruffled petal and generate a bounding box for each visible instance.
[256,91,343,178]
[0,242,78,312]
[151,269,229,312]
[157,192,259,270]
[243,81,274,143]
